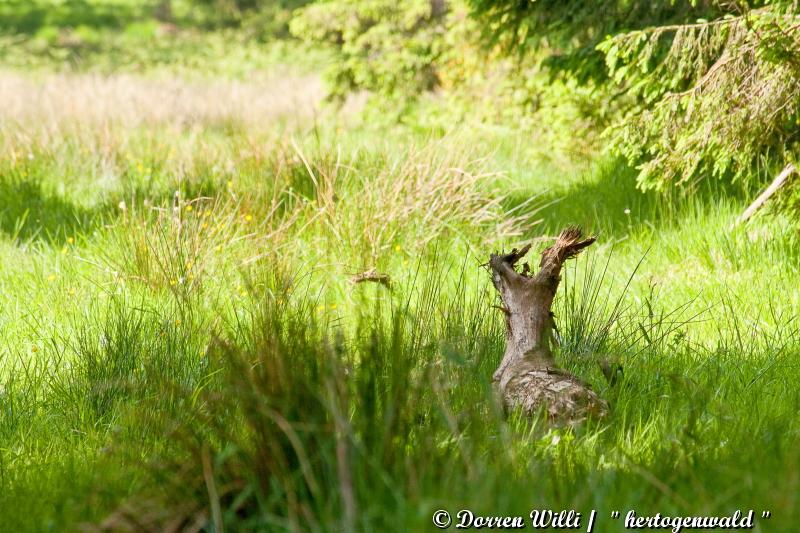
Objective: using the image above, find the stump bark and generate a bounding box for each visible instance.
[490,227,608,424]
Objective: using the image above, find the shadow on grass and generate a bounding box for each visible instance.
[0,178,106,244]
[508,158,754,239]
[0,174,223,246]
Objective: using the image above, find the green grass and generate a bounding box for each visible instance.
[1,22,800,531]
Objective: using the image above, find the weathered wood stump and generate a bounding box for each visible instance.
[490,227,608,424]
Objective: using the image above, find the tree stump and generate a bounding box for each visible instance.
[489,227,608,424]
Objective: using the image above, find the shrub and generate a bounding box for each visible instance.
[290,0,451,100]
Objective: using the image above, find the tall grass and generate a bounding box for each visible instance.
[1,68,800,531]
[68,256,797,532]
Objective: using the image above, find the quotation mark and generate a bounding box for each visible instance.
[611,511,620,518]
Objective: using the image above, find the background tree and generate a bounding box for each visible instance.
[598,3,800,189]
[468,0,800,189]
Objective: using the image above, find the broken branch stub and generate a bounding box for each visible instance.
[489,227,607,424]
[351,268,391,289]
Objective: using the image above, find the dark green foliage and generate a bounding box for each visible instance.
[467,0,800,190]
[290,0,450,100]
[466,1,724,79]
[599,2,800,188]
[182,0,314,37]
[468,0,709,43]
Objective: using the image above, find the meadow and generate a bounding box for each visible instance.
[2,2,800,531]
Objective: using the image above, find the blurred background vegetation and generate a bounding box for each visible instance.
[3,0,798,189]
